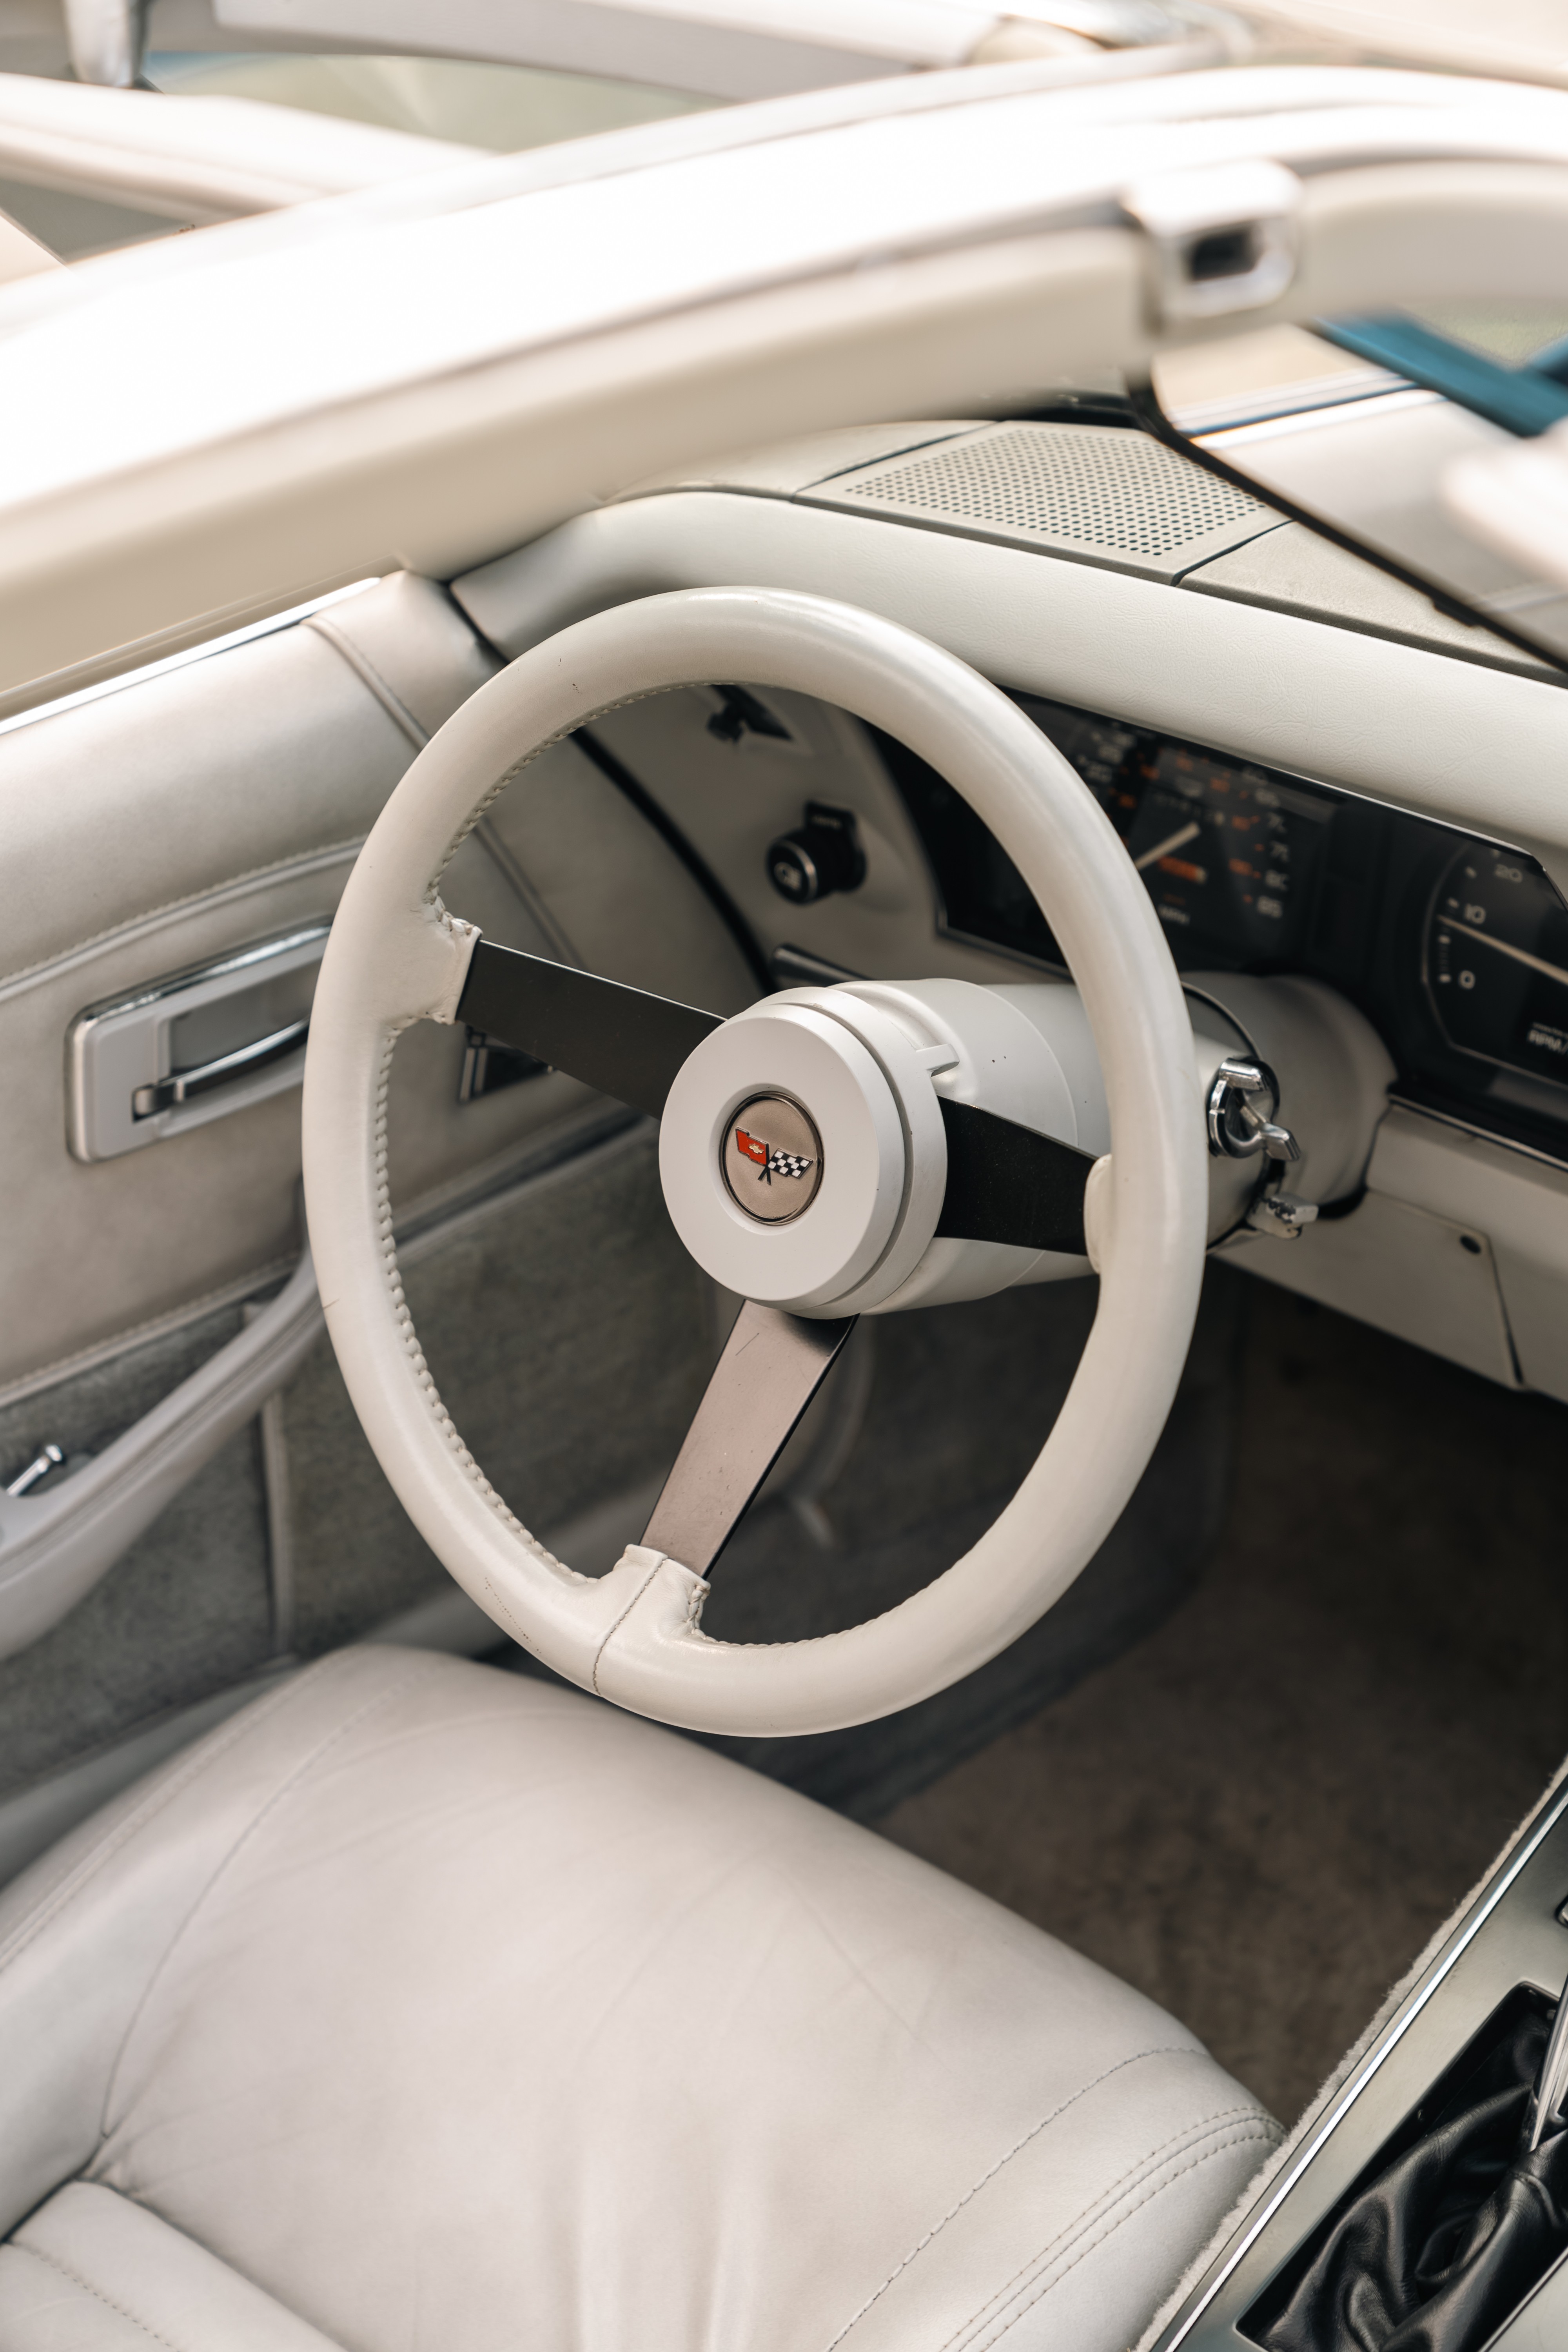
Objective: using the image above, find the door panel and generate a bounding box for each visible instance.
[0,1118,717,1802]
[0,1293,274,1798]
[0,572,759,1390]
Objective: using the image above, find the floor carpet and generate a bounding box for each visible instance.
[877,1274,1568,2127]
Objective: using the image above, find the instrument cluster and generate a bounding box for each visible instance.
[875,693,1568,1166]
[1026,703,1334,968]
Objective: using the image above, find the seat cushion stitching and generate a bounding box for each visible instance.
[969,2120,1281,2352]
[821,2044,1201,2352]
[939,2102,1281,2345]
[94,1659,444,2145]
[5,2236,181,2349]
[829,2096,1276,2352]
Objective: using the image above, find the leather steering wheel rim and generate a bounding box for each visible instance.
[301,586,1207,1737]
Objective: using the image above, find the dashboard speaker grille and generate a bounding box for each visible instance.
[810,423,1279,582]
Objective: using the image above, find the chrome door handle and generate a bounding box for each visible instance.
[132,1018,309,1119]
[71,925,328,1160]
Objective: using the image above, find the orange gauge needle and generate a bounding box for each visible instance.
[1134,820,1202,872]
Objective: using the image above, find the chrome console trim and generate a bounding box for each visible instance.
[1158,1771,1568,2348]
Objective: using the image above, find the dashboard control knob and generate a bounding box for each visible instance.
[766,802,866,907]
[1206,1055,1300,1163]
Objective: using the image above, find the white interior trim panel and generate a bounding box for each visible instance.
[0,69,479,223]
[451,489,1568,889]
[7,72,1568,703]
[452,479,1568,1401]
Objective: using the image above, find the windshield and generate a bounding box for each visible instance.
[143,49,718,154]
[0,49,719,263]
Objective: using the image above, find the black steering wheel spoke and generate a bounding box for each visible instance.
[456,936,723,1121]
[934,1098,1096,1257]
[458,940,1094,1250]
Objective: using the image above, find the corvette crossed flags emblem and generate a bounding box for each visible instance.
[735,1127,815,1185]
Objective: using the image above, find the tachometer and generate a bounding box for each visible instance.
[1426,842,1568,1082]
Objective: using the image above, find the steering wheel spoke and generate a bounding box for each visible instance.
[641,1301,857,1577]
[306,586,1206,1735]
[934,1099,1095,1256]
[456,936,722,1120]
[459,939,1093,1253]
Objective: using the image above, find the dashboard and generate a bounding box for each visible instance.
[876,698,1568,1170]
[21,410,1555,1428]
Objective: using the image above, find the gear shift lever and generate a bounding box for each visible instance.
[1528,1973,1568,2153]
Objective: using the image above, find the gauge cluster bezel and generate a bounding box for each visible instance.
[871,695,1568,1171]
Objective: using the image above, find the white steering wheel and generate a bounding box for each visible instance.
[301,587,1206,1736]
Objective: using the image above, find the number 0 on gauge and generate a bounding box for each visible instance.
[1427,841,1568,1080]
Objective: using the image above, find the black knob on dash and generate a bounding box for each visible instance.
[765,803,866,907]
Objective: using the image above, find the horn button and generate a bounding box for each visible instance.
[658,993,947,1316]
[723,1095,824,1222]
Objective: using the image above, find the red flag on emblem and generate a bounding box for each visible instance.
[735,1129,769,1167]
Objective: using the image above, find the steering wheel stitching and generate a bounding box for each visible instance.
[301,586,1207,1737]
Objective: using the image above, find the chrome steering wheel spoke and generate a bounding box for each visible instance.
[641,1301,858,1577]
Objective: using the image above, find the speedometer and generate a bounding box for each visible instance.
[1015,698,1336,966]
[1426,842,1568,1082]
[1124,746,1332,962]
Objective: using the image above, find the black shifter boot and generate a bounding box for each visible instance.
[1262,2007,1568,2352]
[1383,2132,1568,2352]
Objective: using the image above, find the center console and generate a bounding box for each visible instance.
[1153,1772,1568,2352]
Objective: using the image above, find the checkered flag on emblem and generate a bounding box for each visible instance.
[767,1148,814,1181]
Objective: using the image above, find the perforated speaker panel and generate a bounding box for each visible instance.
[808,423,1281,582]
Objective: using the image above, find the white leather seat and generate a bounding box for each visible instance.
[0,1647,1279,2351]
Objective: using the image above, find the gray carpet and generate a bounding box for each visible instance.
[0,1127,1232,1817]
[878,1276,1568,2127]
[697,1266,1243,1816]
[0,1304,272,1799]
[284,1129,715,1655]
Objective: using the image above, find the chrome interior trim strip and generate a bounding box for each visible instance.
[1161,1771,1568,2347]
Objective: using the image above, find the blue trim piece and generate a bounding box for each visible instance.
[1318,315,1568,439]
